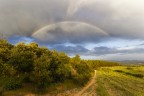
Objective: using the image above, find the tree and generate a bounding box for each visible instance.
[0,40,13,62]
[0,63,16,77]
[58,52,70,64]
[55,64,71,82]
[69,55,93,85]
[31,54,51,88]
[8,43,36,73]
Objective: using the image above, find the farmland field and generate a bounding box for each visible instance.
[96,66,144,96]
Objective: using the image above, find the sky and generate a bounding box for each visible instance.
[0,0,144,60]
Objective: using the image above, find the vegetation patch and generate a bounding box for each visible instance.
[97,66,144,96]
[114,70,144,78]
[126,67,133,70]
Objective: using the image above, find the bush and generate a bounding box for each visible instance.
[133,74,144,78]
[4,77,22,90]
[73,73,91,85]
[54,64,71,82]
[35,77,50,89]
[0,87,4,96]
[71,60,92,85]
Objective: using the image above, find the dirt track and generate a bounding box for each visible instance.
[75,70,97,96]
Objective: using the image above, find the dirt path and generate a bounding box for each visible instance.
[25,70,97,96]
[75,70,97,96]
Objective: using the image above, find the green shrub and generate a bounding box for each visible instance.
[4,77,22,90]
[73,73,91,85]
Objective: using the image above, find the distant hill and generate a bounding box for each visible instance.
[116,60,144,65]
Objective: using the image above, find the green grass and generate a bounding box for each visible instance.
[96,66,144,96]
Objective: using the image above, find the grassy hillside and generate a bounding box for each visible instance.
[96,66,144,96]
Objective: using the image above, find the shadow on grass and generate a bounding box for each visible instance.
[114,70,144,78]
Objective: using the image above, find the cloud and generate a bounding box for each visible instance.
[0,0,144,41]
[68,0,144,39]
[139,43,144,46]
[91,46,144,56]
[0,0,69,38]
[0,0,144,60]
[7,35,34,44]
[49,45,89,55]
[67,0,97,17]
[32,21,109,44]
[92,46,117,55]
[101,53,144,61]
[48,45,144,57]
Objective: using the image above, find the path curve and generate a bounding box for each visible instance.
[75,70,97,96]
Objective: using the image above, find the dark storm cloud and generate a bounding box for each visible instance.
[49,45,89,55]
[0,0,144,42]
[32,21,109,44]
[0,0,144,59]
[48,45,144,56]
[92,47,118,55]
[68,0,144,40]
[0,0,69,38]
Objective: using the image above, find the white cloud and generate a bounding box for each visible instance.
[67,0,97,17]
